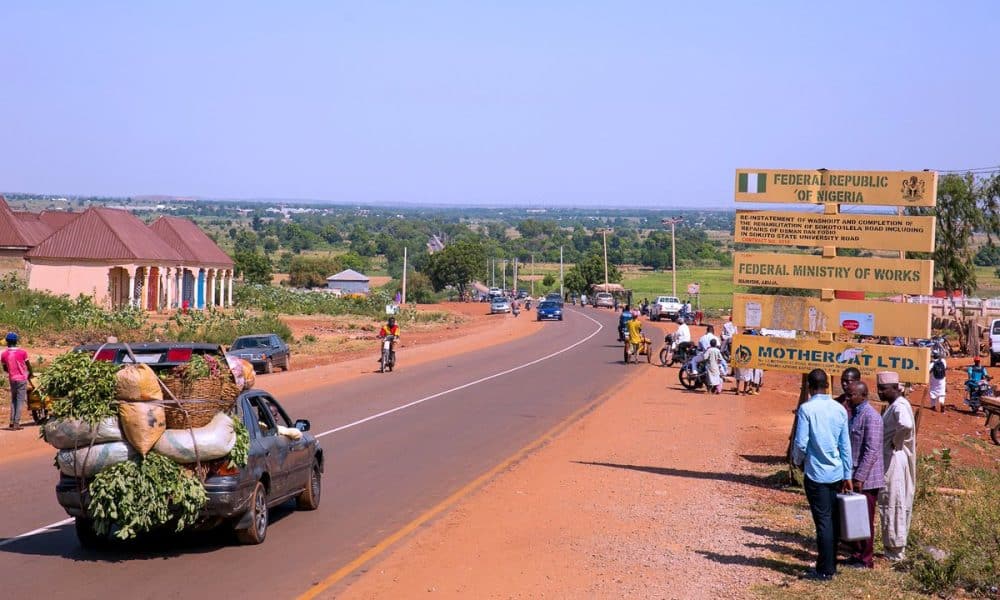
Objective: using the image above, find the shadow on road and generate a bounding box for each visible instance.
[572,461,790,491]
[0,503,299,562]
[693,550,802,576]
[739,454,787,465]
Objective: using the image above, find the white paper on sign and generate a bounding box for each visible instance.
[745,301,762,328]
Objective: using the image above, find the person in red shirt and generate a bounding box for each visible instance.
[1,332,32,430]
[377,317,400,363]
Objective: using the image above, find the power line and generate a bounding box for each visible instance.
[931,164,1000,174]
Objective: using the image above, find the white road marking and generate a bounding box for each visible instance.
[0,517,74,548]
[4,309,605,546]
[315,308,604,438]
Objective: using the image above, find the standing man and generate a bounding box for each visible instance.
[721,316,737,355]
[792,369,853,581]
[845,381,884,569]
[876,371,916,561]
[1,332,32,431]
[704,339,724,394]
[835,367,862,414]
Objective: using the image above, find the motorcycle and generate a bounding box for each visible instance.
[379,334,397,373]
[914,336,950,358]
[525,298,532,310]
[965,379,994,414]
[678,353,729,390]
[659,335,697,367]
[675,309,696,325]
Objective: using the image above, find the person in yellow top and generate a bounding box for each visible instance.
[625,312,643,361]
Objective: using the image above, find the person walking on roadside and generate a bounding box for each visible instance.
[791,369,853,581]
[721,316,737,355]
[835,367,861,414]
[703,339,724,394]
[1,332,32,431]
[876,371,916,561]
[928,350,947,413]
[845,381,884,569]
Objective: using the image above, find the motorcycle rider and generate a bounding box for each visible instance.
[689,324,719,373]
[617,304,634,342]
[625,311,643,361]
[965,356,992,406]
[377,317,400,363]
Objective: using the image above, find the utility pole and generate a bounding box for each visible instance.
[531,253,535,297]
[513,257,518,296]
[402,246,408,305]
[491,258,495,288]
[502,259,506,292]
[662,217,684,297]
[597,228,612,292]
[559,246,564,298]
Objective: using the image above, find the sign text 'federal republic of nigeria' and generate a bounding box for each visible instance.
[730,334,930,384]
[733,252,933,295]
[734,211,935,253]
[735,169,937,207]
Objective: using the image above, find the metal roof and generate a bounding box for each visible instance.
[326,268,370,281]
[149,216,233,267]
[38,211,81,231]
[26,207,184,262]
[0,197,50,247]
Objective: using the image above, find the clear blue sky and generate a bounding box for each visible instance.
[2,1,998,207]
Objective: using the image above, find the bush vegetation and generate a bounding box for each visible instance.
[234,284,391,317]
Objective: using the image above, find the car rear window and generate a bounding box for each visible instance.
[232,338,267,349]
[994,321,1000,334]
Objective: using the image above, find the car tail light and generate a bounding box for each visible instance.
[94,349,117,361]
[166,348,193,362]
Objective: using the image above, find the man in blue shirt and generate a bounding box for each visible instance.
[792,369,853,580]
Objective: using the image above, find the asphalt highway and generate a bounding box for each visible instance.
[0,306,629,599]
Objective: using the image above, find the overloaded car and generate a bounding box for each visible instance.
[536,301,563,321]
[57,390,323,547]
[229,334,291,374]
[76,342,223,369]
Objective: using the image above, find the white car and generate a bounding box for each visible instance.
[648,295,682,321]
[594,292,615,308]
[990,318,1000,367]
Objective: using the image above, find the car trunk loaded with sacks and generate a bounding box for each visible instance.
[40,347,270,547]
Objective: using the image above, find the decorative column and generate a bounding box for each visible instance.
[139,268,148,311]
[227,270,233,306]
[206,269,215,308]
[218,269,226,307]
[164,267,173,310]
[127,267,137,308]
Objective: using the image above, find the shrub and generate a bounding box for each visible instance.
[157,309,292,345]
[234,284,391,318]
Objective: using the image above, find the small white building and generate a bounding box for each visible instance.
[326,269,370,294]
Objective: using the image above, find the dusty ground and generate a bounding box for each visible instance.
[337,318,1000,599]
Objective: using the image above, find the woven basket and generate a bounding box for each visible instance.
[161,375,241,404]
[163,397,235,429]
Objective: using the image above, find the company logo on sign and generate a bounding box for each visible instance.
[732,344,752,367]
[841,319,860,332]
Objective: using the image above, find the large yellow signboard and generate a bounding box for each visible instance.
[732,293,931,339]
[733,252,933,295]
[735,169,937,207]
[730,334,930,384]
[735,211,935,253]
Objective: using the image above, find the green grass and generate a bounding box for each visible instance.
[974,265,1000,296]
[622,268,736,311]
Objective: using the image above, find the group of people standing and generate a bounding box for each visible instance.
[793,368,916,580]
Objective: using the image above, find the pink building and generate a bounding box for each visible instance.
[0,196,234,311]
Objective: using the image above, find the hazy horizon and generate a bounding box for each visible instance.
[3,2,998,207]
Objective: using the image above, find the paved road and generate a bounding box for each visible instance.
[0,307,629,599]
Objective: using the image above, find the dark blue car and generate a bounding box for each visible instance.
[536,301,563,321]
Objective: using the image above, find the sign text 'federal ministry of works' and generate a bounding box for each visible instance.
[733,252,933,295]
[730,334,930,384]
[734,211,935,253]
[735,169,937,207]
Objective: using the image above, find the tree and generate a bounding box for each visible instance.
[235,251,272,285]
[426,240,487,298]
[288,255,340,288]
[234,230,259,254]
[542,273,556,287]
[562,252,621,294]
[909,173,993,295]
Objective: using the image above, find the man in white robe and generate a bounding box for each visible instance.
[875,371,916,561]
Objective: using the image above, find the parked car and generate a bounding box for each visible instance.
[594,292,615,308]
[544,292,564,306]
[230,334,291,374]
[990,318,1000,367]
[536,301,563,321]
[58,390,323,547]
[648,295,683,321]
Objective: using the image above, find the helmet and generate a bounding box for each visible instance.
[388,317,396,325]
[4,332,17,345]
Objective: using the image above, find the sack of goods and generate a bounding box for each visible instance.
[38,349,250,541]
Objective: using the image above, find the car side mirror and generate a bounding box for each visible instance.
[294,419,311,432]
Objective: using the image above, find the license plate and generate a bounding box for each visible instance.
[383,341,391,350]
[123,353,162,364]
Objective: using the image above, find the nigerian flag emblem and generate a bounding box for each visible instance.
[738,172,767,194]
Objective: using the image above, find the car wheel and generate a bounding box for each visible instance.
[75,517,109,550]
[296,461,322,510]
[235,481,268,545]
[283,354,291,371]
[264,358,274,374]
[558,316,563,321]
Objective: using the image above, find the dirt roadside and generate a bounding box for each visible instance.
[337,319,1000,599]
[0,302,538,463]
